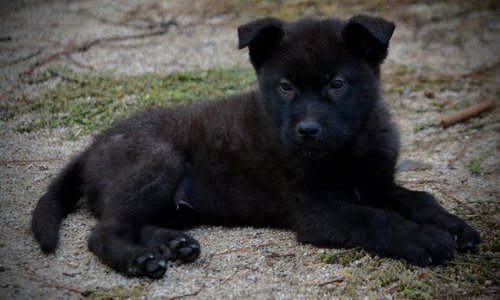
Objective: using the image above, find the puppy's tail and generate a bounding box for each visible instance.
[32,154,86,252]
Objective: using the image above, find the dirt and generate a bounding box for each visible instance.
[0,1,498,299]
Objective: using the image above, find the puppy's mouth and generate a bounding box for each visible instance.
[281,132,336,159]
[294,147,332,160]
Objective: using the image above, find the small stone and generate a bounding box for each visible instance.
[398,160,433,172]
[424,91,435,99]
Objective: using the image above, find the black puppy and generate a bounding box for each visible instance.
[32,15,479,278]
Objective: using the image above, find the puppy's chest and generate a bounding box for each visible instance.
[176,150,297,223]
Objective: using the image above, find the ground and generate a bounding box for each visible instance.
[0,0,498,299]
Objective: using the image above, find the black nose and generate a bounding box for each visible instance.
[296,121,321,140]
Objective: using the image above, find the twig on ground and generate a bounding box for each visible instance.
[43,283,90,297]
[465,200,499,205]
[221,267,253,284]
[405,119,498,153]
[221,269,242,284]
[448,131,482,167]
[75,7,153,30]
[210,243,273,257]
[377,282,399,298]
[441,99,496,127]
[318,276,344,287]
[397,179,443,185]
[1,48,43,67]
[65,55,95,71]
[265,251,294,259]
[22,23,175,77]
[0,158,63,165]
[264,251,294,266]
[168,289,202,299]
[430,183,475,212]
[46,69,83,83]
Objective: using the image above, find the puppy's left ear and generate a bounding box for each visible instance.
[345,15,395,64]
[238,17,285,69]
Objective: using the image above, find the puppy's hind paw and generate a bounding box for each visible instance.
[127,254,168,279]
[140,226,202,264]
[166,236,201,262]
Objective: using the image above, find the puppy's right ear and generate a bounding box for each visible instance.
[345,15,395,64]
[238,17,285,69]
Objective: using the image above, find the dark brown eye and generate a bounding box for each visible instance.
[329,79,346,90]
[279,80,294,93]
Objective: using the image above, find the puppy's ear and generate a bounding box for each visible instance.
[345,15,395,64]
[238,17,285,69]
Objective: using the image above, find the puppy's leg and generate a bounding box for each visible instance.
[88,144,197,278]
[89,221,169,278]
[365,185,480,252]
[295,196,458,266]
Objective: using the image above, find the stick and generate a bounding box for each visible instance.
[397,179,441,185]
[447,131,481,167]
[22,25,174,76]
[0,158,63,165]
[430,183,475,212]
[210,243,272,257]
[168,289,202,299]
[43,283,90,297]
[441,99,496,127]
[317,276,344,287]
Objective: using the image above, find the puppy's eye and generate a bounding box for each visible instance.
[329,79,346,90]
[279,80,295,93]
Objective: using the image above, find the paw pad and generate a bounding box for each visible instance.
[168,236,201,262]
[128,254,168,279]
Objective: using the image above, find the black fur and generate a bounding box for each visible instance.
[32,15,479,278]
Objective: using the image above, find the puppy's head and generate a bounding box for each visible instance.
[238,15,395,158]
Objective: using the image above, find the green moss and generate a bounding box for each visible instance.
[318,248,367,265]
[85,283,148,300]
[469,157,483,175]
[7,66,255,140]
[414,122,428,133]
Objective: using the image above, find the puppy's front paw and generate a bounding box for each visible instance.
[392,224,457,266]
[456,226,480,252]
[429,213,480,252]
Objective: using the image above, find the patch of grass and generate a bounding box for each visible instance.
[7,66,256,140]
[383,63,482,100]
[414,122,430,133]
[337,258,432,299]
[189,0,340,19]
[85,283,148,300]
[469,157,483,175]
[318,248,367,265]
[188,0,499,21]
